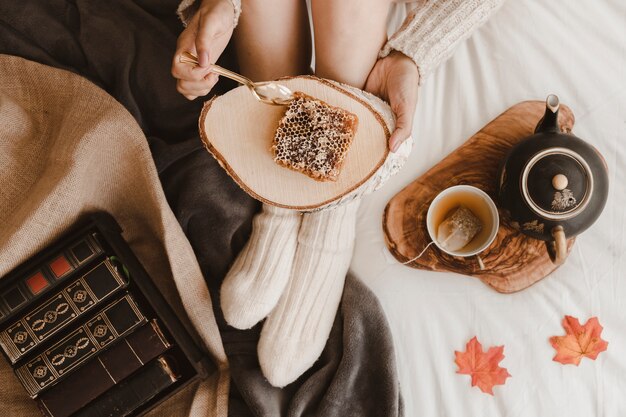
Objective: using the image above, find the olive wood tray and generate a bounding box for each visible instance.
[383,101,576,293]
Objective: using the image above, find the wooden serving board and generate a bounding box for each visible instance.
[200,76,389,210]
[383,101,576,293]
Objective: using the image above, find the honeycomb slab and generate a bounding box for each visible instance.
[272,92,359,182]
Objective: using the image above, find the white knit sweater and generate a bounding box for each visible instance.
[177,0,242,28]
[381,0,505,83]
[177,0,505,84]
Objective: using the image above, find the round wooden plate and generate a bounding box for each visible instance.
[199,76,390,210]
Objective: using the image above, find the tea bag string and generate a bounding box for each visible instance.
[401,241,436,265]
[401,236,486,271]
[401,230,459,265]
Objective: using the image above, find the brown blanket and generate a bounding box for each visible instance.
[0,54,228,417]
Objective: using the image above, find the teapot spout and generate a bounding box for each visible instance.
[535,94,561,134]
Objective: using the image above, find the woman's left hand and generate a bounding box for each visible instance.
[364,51,419,152]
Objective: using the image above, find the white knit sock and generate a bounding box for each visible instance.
[258,199,360,387]
[220,204,301,329]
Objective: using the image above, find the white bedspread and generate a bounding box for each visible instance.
[352,1,626,416]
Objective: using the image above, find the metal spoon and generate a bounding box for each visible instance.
[178,51,294,105]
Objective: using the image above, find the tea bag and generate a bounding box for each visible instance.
[437,205,482,251]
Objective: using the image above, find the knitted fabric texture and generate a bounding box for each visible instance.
[220,205,301,329]
[381,0,505,83]
[258,200,361,387]
[177,0,241,28]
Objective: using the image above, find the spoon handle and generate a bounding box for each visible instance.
[179,51,254,88]
[208,65,255,88]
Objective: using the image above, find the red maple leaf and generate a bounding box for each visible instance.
[550,315,608,365]
[454,337,511,395]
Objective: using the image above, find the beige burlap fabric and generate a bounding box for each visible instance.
[0,54,228,417]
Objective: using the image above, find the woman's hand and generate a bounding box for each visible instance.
[364,51,419,152]
[171,0,235,100]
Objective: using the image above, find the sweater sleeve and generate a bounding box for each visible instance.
[176,0,242,27]
[381,0,505,83]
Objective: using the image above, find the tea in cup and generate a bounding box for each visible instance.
[426,185,499,264]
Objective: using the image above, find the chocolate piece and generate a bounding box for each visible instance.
[25,272,50,295]
[73,356,178,417]
[272,92,358,182]
[0,282,33,322]
[38,321,171,417]
[64,234,103,271]
[0,259,127,363]
[70,241,93,263]
[2,286,27,310]
[82,260,125,299]
[48,256,72,280]
[15,295,146,398]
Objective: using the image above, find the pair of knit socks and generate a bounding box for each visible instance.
[220,200,359,387]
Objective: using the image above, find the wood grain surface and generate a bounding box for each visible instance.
[383,101,576,293]
[199,76,389,210]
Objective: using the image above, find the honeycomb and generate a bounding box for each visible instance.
[272,92,358,182]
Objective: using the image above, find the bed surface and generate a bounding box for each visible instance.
[353,1,626,416]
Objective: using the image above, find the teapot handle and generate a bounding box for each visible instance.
[550,225,567,265]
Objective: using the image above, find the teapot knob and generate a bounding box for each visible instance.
[552,174,568,190]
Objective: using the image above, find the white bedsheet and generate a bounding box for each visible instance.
[352,1,626,416]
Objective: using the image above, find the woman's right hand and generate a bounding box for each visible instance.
[171,0,235,100]
[364,51,419,152]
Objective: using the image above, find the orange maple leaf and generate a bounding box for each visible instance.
[454,337,511,395]
[550,315,608,366]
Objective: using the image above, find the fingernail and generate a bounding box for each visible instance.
[199,51,210,67]
[391,139,400,153]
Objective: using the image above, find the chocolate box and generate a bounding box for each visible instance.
[0,212,214,416]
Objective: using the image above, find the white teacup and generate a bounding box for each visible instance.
[426,185,499,261]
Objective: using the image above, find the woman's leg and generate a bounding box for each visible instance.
[256,0,394,386]
[220,0,310,330]
[233,0,311,81]
[312,0,393,88]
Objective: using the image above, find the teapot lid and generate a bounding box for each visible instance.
[521,147,593,220]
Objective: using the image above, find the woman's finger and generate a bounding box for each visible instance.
[171,16,213,81]
[195,2,233,67]
[177,74,220,100]
[171,58,213,81]
[389,89,418,152]
[389,108,412,152]
[177,74,219,94]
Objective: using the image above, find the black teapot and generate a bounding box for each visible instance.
[497,95,609,264]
